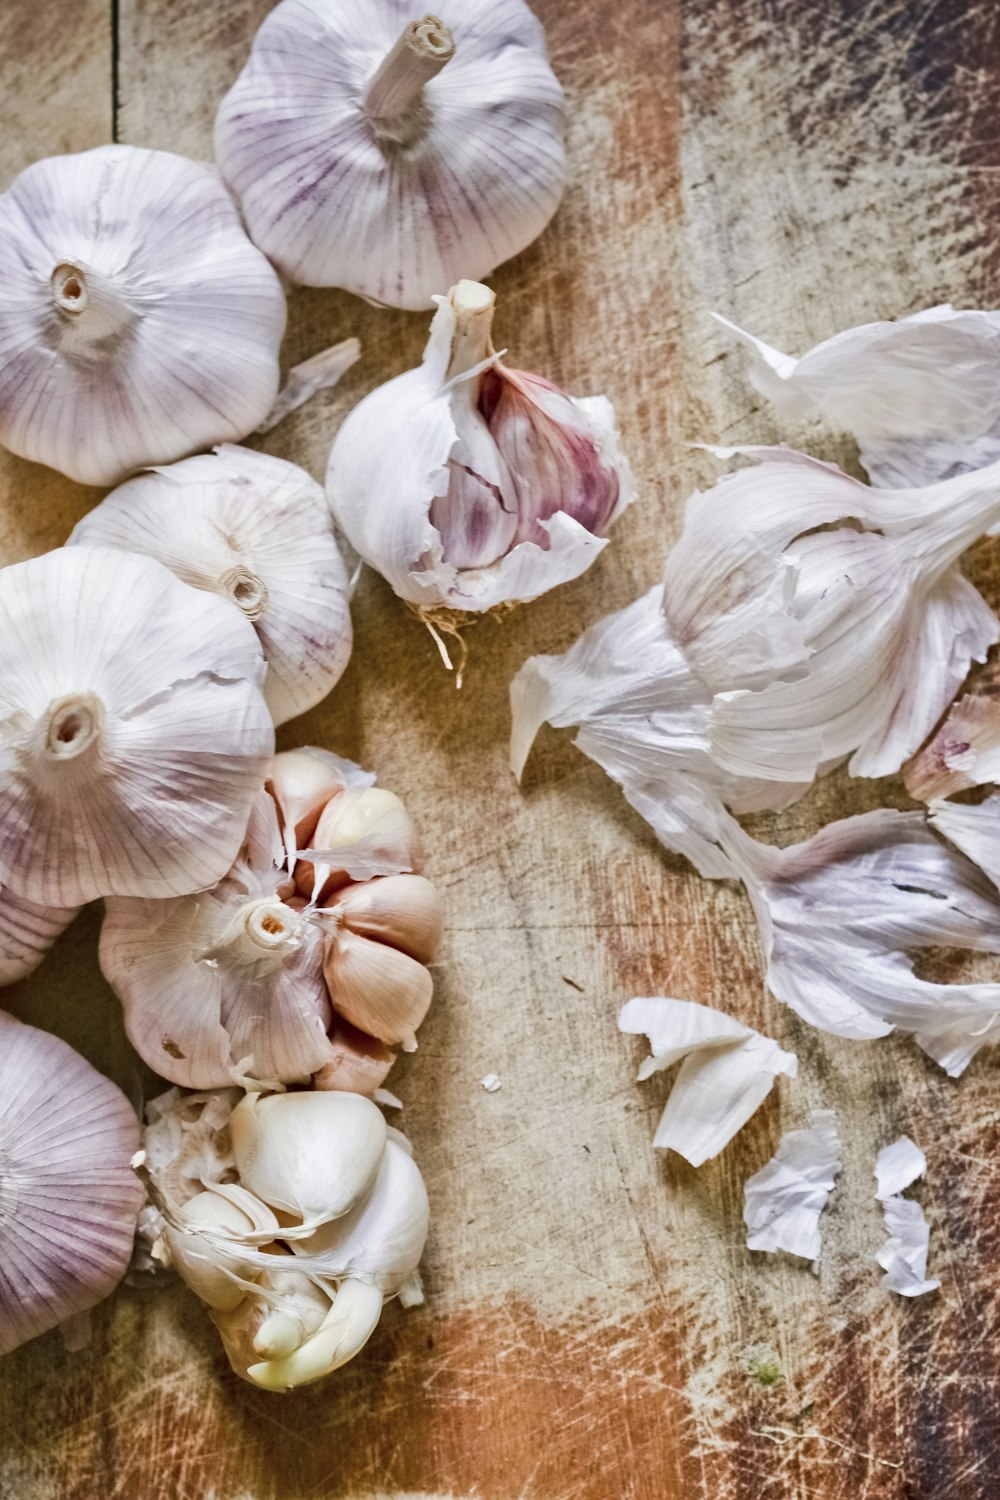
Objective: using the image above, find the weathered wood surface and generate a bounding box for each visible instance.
[1,1,1000,1496]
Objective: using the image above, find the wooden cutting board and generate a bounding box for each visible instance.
[2,1,999,1495]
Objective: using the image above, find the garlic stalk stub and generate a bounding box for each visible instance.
[328,281,634,638]
[214,0,566,309]
[0,546,273,906]
[69,446,353,726]
[0,146,286,485]
[0,1011,143,1356]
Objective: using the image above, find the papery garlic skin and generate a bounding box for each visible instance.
[0,546,273,906]
[0,146,285,486]
[327,281,634,619]
[215,0,565,309]
[744,1109,841,1262]
[0,889,79,986]
[0,1011,143,1356]
[69,446,352,726]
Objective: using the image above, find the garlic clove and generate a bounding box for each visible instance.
[0,546,273,906]
[325,874,444,964]
[324,929,434,1050]
[267,747,376,866]
[163,1188,276,1313]
[0,889,79,986]
[0,146,285,486]
[296,787,421,900]
[69,446,352,726]
[246,1278,384,1391]
[215,1,565,310]
[299,1138,430,1295]
[312,1018,397,1096]
[0,1011,143,1355]
[229,1091,387,1222]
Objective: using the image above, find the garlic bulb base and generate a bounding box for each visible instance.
[41,691,105,761]
[51,263,88,314]
[364,16,456,146]
[221,565,269,621]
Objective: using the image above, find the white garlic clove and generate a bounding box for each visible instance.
[327,280,634,621]
[311,1017,397,1096]
[229,1091,387,1222]
[325,874,443,965]
[299,1138,430,1295]
[0,546,273,906]
[0,1010,143,1355]
[324,929,433,1049]
[69,446,352,726]
[215,2,565,310]
[245,1277,385,1391]
[0,888,79,986]
[295,786,421,900]
[267,746,376,866]
[163,1188,277,1313]
[0,146,286,486]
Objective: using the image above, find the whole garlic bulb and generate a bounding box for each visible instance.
[69,446,352,726]
[214,2,565,309]
[0,1011,143,1356]
[0,546,273,906]
[327,281,634,638]
[0,146,286,485]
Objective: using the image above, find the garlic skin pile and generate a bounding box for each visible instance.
[0,890,79,986]
[328,281,633,627]
[0,146,286,486]
[214,1,565,309]
[70,446,352,726]
[0,546,273,906]
[142,1088,429,1390]
[0,1011,143,1356]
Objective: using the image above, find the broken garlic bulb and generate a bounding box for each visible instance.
[328,280,633,647]
[69,446,352,726]
[214,2,565,309]
[0,146,286,486]
[0,546,273,906]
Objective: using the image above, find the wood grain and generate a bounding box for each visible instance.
[1,1,1000,1497]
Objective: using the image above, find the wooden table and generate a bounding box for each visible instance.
[2,1,999,1495]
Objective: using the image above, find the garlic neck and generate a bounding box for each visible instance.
[445,280,497,382]
[363,16,455,147]
[227,898,305,964]
[221,565,269,621]
[50,262,139,346]
[41,692,105,761]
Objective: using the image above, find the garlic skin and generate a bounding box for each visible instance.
[214,1,565,310]
[744,1110,841,1262]
[296,786,421,900]
[327,281,634,623]
[0,889,79,986]
[0,1011,143,1356]
[0,146,286,486]
[0,546,273,906]
[69,446,352,726]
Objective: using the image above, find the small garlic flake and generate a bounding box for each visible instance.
[743,1110,841,1264]
[480,1072,502,1093]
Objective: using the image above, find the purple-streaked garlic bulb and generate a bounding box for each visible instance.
[0,890,79,986]
[214,1,565,310]
[0,1011,143,1356]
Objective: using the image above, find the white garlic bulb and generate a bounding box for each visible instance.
[69,446,352,726]
[214,2,565,309]
[0,146,286,486]
[0,1011,143,1355]
[0,889,79,986]
[327,280,634,639]
[0,546,273,906]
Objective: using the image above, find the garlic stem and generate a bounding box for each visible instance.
[220,564,269,621]
[49,262,138,344]
[51,263,89,315]
[42,692,105,761]
[201,898,305,966]
[363,16,455,146]
[445,280,496,382]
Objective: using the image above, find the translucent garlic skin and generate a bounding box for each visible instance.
[69,446,352,726]
[214,0,565,309]
[327,283,634,614]
[0,146,286,486]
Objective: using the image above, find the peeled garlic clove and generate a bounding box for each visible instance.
[326,874,443,964]
[327,280,634,625]
[229,1091,387,1222]
[0,546,273,906]
[246,1278,384,1391]
[268,747,375,864]
[0,1010,143,1355]
[312,1018,397,1096]
[69,446,351,727]
[324,929,433,1049]
[0,146,285,486]
[300,1138,431,1294]
[295,786,420,899]
[0,889,79,986]
[215,3,565,310]
[163,1188,277,1313]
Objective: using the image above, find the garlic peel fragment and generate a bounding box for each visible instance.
[905,693,1000,801]
[743,1109,841,1262]
[619,997,796,1166]
[929,795,1000,896]
[257,338,361,434]
[875,1136,927,1201]
[877,1195,940,1297]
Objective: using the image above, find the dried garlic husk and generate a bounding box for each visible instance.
[875,1136,926,1202]
[0,1011,143,1355]
[619,997,796,1166]
[0,146,285,486]
[0,889,79,986]
[327,280,633,653]
[215,2,565,309]
[874,1137,938,1297]
[142,1087,429,1389]
[743,1109,841,1262]
[69,446,352,726]
[0,546,272,906]
[717,305,1000,487]
[905,690,1000,801]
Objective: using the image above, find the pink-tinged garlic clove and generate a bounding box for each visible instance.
[268,747,374,859]
[324,930,433,1050]
[326,874,444,965]
[312,1018,396,1096]
[295,786,421,902]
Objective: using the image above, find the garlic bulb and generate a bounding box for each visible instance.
[0,546,273,906]
[328,281,633,644]
[0,1011,143,1355]
[142,1087,429,1389]
[0,889,79,986]
[0,146,286,486]
[214,1,565,309]
[69,446,352,726]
